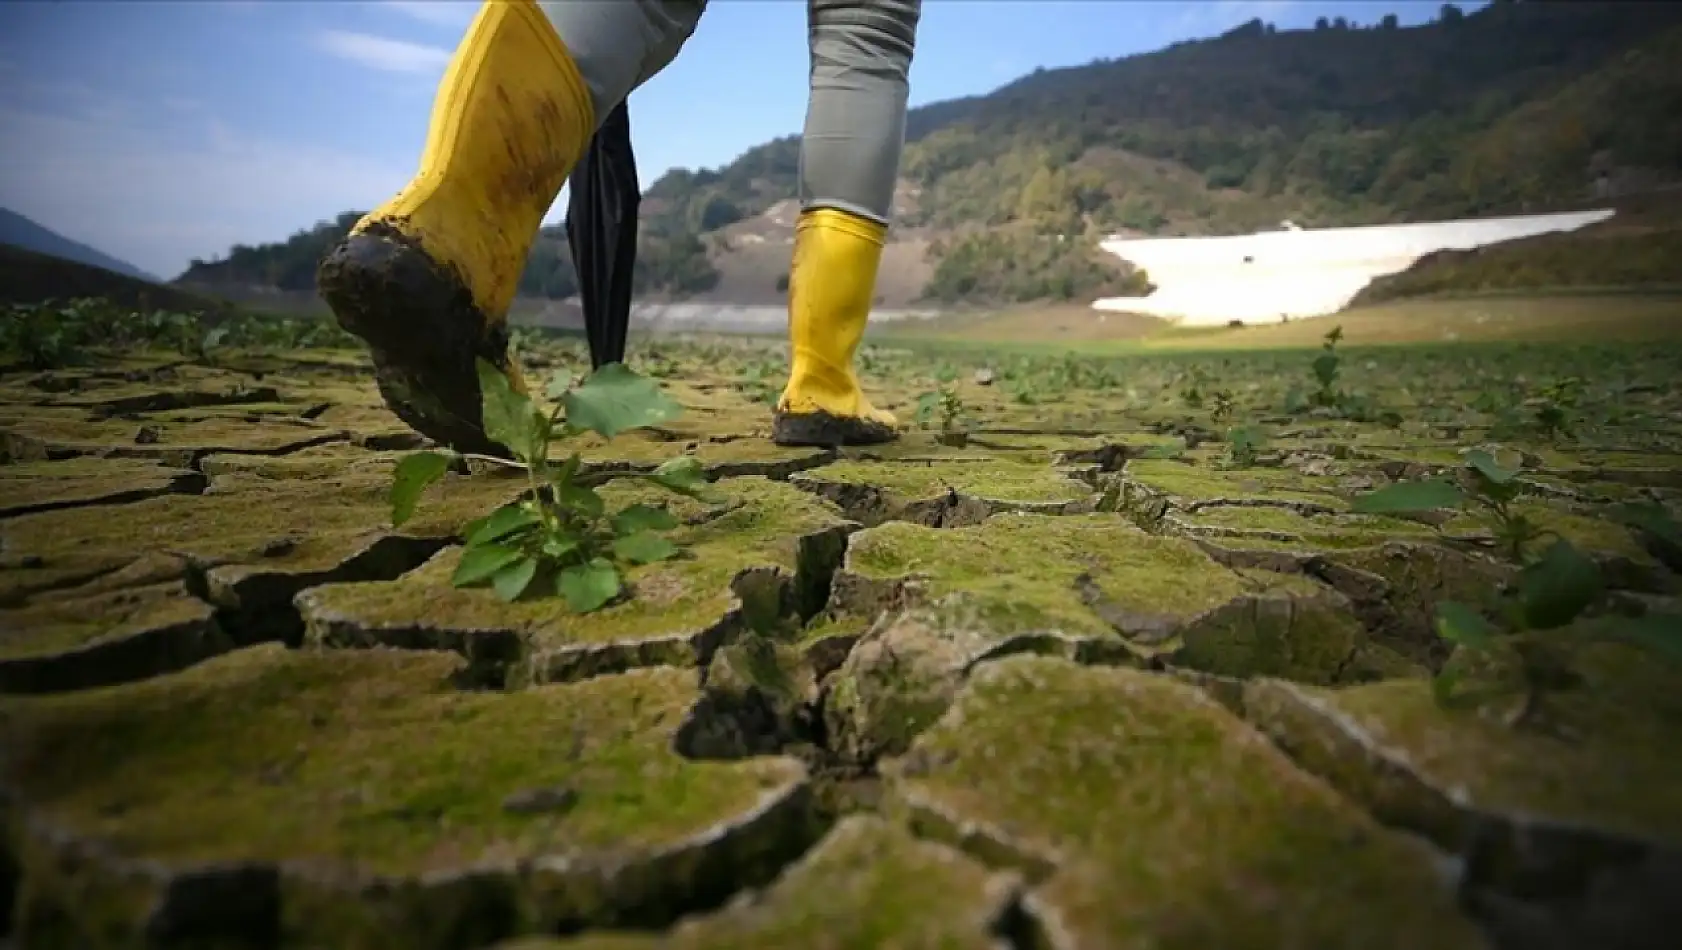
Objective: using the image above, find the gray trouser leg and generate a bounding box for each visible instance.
[537,0,707,128]
[799,0,921,226]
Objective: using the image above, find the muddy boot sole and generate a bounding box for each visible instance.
[771,409,898,448]
[316,223,513,457]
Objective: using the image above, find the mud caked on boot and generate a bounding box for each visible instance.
[772,208,901,448]
[316,0,594,456]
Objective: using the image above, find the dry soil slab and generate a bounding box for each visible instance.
[2,342,1679,948]
[790,451,1098,527]
[1,645,815,949]
[0,457,205,517]
[820,513,1418,763]
[0,404,347,466]
[0,464,519,661]
[500,816,1017,950]
[296,478,855,688]
[0,578,230,693]
[882,655,1489,950]
[1244,632,1682,878]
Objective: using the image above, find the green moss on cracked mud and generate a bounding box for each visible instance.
[0,582,213,662]
[1,468,516,585]
[507,816,1010,950]
[2,645,807,945]
[797,457,1093,507]
[886,656,1487,949]
[1175,506,1439,550]
[1244,633,1682,849]
[1125,458,1350,510]
[297,478,851,683]
[843,513,1293,637]
[0,457,202,516]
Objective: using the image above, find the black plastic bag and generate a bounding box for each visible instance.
[566,101,639,370]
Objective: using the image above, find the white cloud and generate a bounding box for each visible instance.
[315,29,451,75]
[383,1,477,30]
[0,104,412,279]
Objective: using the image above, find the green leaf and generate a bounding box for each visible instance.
[389,451,452,527]
[648,455,711,498]
[1464,448,1519,484]
[491,555,539,602]
[464,503,541,547]
[1518,538,1602,629]
[476,358,546,461]
[541,534,581,561]
[558,558,620,613]
[1434,600,1498,649]
[613,531,678,565]
[562,362,683,439]
[544,369,576,401]
[556,482,605,518]
[1351,479,1465,514]
[612,503,679,536]
[1312,352,1339,385]
[452,543,525,587]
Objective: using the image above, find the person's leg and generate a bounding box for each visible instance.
[773,0,921,447]
[317,0,702,456]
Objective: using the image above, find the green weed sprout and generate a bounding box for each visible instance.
[1352,448,1681,725]
[1530,375,1585,440]
[1217,425,1267,469]
[1210,389,1237,425]
[1309,324,1343,408]
[389,358,714,613]
[734,357,782,405]
[915,367,973,445]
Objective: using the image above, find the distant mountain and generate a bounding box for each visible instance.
[0,242,235,314]
[184,0,1682,308]
[0,208,159,284]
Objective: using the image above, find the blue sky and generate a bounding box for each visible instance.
[0,0,1458,279]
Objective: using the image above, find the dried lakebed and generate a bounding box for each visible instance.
[2,345,1680,949]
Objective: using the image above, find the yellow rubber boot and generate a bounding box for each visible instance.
[316,0,593,454]
[772,209,899,447]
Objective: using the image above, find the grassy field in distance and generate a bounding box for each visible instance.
[879,292,1682,355]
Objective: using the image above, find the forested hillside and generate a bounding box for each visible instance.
[178,0,1682,307]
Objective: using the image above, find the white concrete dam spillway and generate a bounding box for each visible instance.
[1091,208,1617,327]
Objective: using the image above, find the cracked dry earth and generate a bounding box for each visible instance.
[2,343,1681,950]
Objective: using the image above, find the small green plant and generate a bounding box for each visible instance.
[1352,448,1681,726]
[1218,425,1267,469]
[734,358,782,405]
[915,369,973,445]
[1178,368,1209,409]
[1310,325,1343,407]
[1210,389,1237,425]
[1529,375,1584,440]
[2,303,89,370]
[390,358,714,613]
[1283,325,1353,415]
